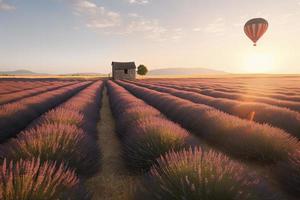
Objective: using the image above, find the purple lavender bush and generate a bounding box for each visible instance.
[139,148,263,200]
[123,117,190,173]
[0,158,89,200]
[275,149,300,197]
[1,123,99,177]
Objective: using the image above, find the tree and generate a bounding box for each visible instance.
[137,64,148,76]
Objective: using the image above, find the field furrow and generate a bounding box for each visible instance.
[87,84,138,200]
[108,80,288,200]
[118,80,299,161]
[150,82,300,111]
[0,80,104,199]
[148,79,300,102]
[0,80,55,95]
[0,81,92,142]
[148,78,300,99]
[0,76,299,199]
[118,80,300,198]
[0,81,79,105]
[130,80,300,139]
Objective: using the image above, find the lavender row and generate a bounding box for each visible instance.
[131,80,300,139]
[0,81,104,199]
[0,158,85,200]
[119,80,299,162]
[149,79,300,101]
[0,81,79,105]
[0,81,92,142]
[108,81,280,200]
[194,83,300,102]
[107,80,191,172]
[0,80,55,94]
[118,80,300,197]
[155,81,300,110]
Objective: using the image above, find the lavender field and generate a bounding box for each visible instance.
[0,76,299,200]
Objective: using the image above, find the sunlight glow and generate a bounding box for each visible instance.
[243,52,276,73]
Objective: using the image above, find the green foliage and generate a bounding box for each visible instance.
[137,65,148,76]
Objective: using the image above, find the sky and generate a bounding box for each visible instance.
[0,0,300,74]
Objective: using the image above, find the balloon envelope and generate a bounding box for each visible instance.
[244,18,268,46]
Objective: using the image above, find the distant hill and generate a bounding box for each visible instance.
[0,70,106,76]
[147,68,227,76]
[0,69,40,75]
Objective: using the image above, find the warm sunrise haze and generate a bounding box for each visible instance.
[0,0,300,74]
[1,1,300,200]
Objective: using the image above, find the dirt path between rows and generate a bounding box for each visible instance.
[86,86,138,200]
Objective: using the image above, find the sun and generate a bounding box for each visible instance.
[243,52,276,73]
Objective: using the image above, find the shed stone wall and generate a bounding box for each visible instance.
[113,68,136,80]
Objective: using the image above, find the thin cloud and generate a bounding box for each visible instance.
[204,17,226,35]
[172,28,184,40]
[72,0,121,29]
[124,15,184,41]
[128,0,149,5]
[68,0,182,41]
[126,18,167,40]
[193,27,202,32]
[128,13,139,17]
[0,0,15,11]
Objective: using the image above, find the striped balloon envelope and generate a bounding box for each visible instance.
[244,18,268,46]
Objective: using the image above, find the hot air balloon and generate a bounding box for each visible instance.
[244,18,268,46]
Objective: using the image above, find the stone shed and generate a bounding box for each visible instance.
[112,62,136,80]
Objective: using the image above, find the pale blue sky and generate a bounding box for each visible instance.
[0,0,300,74]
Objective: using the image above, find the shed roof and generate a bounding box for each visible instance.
[112,62,136,70]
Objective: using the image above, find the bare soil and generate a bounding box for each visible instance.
[86,87,139,200]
